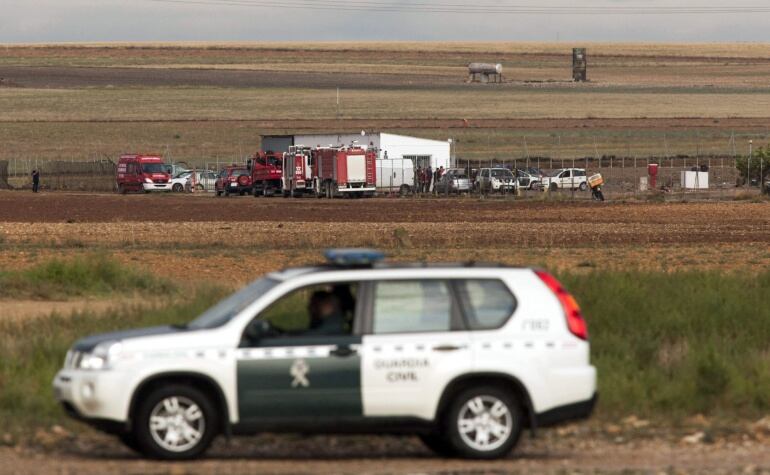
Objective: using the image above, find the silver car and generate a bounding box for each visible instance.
[436,168,472,194]
[475,168,517,193]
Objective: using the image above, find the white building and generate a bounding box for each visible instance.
[262,132,452,170]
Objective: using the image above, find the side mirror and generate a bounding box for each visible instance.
[244,319,272,342]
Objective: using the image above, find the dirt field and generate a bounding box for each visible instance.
[3,423,770,474]
[0,192,768,284]
[3,42,770,164]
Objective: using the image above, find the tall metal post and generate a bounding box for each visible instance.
[748,140,753,189]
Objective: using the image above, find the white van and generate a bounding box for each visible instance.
[376,158,414,195]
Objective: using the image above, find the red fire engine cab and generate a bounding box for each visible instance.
[248,151,283,197]
[281,145,377,198]
[281,146,313,197]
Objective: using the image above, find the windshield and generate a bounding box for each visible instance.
[175,171,192,179]
[230,168,249,176]
[142,163,167,174]
[187,277,279,329]
[491,169,513,178]
[550,169,564,177]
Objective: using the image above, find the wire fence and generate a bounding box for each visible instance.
[0,154,759,200]
[4,158,117,191]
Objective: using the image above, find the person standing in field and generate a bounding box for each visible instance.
[414,166,422,194]
[425,165,433,193]
[31,169,40,193]
[434,166,444,195]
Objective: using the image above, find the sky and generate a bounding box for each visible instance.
[1,0,769,43]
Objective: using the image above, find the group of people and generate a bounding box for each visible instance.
[414,165,446,194]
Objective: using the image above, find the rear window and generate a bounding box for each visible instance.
[455,279,516,330]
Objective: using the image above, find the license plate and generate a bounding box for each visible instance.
[230,183,237,187]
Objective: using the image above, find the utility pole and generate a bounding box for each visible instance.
[747,140,753,189]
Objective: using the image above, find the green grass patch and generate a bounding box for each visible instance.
[0,286,227,433]
[562,270,770,420]
[1,270,769,436]
[0,254,174,299]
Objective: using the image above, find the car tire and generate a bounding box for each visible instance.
[172,183,184,193]
[444,386,522,460]
[579,182,588,191]
[118,184,126,195]
[419,433,456,457]
[195,184,204,191]
[133,384,217,460]
[550,183,558,192]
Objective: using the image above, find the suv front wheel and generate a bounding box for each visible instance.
[133,384,217,460]
[444,386,522,459]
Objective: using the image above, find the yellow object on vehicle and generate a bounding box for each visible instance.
[588,173,604,188]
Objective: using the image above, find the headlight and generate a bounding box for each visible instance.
[144,177,153,184]
[78,341,122,371]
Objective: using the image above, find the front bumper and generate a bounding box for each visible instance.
[142,182,173,192]
[53,369,130,427]
[338,185,376,193]
[492,183,516,191]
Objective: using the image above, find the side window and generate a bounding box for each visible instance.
[562,170,571,178]
[455,279,516,330]
[243,282,358,344]
[372,280,453,334]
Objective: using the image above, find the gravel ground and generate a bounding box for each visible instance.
[3,426,770,474]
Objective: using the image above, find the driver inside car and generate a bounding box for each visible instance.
[306,291,348,335]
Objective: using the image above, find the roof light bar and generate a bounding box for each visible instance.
[324,248,385,266]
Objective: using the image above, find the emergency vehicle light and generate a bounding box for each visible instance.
[324,248,385,266]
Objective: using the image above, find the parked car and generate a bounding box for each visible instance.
[215,166,252,196]
[170,170,218,192]
[53,249,596,460]
[436,168,472,194]
[541,168,588,191]
[515,169,541,190]
[475,168,517,193]
[116,154,172,194]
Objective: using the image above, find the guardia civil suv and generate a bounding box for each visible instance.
[53,250,596,460]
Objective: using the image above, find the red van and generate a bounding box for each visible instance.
[116,155,173,194]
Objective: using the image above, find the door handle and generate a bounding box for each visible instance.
[432,344,465,352]
[330,345,356,357]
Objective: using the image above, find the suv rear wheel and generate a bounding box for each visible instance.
[133,384,217,460]
[444,386,522,459]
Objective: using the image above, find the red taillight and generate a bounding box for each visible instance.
[534,270,588,340]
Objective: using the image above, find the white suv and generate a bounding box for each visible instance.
[541,168,588,191]
[53,250,596,460]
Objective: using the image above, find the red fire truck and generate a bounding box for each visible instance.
[315,146,377,198]
[281,146,377,198]
[116,154,172,194]
[281,146,314,197]
[248,151,283,197]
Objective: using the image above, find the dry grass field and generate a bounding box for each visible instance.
[2,42,770,163]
